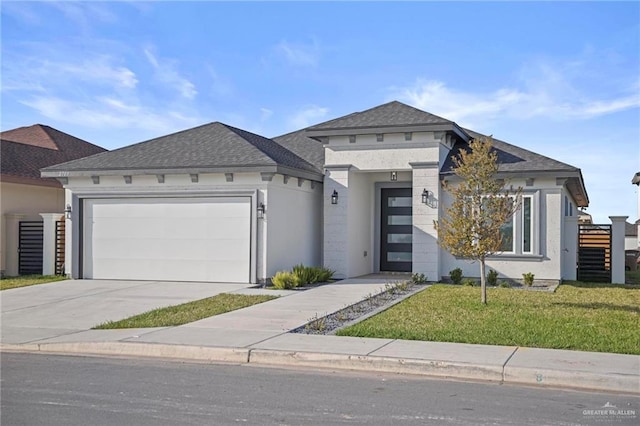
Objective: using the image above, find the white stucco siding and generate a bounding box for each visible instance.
[264,178,322,278]
[412,165,440,281]
[347,172,374,277]
[323,168,349,278]
[325,146,439,171]
[327,132,439,147]
[439,178,566,282]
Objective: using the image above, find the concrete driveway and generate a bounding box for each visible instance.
[0,279,252,344]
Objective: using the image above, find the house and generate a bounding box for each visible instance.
[633,172,640,248]
[625,221,639,250]
[1,125,106,276]
[42,101,592,284]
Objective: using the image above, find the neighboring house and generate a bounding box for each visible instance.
[1,125,106,276]
[625,220,639,250]
[633,172,640,248]
[42,101,590,284]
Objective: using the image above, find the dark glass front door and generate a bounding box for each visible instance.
[380,188,412,272]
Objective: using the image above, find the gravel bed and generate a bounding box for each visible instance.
[291,282,428,335]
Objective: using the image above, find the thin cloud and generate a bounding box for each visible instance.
[1,54,138,92]
[21,95,200,132]
[392,79,639,126]
[275,39,321,67]
[144,48,197,99]
[260,108,274,122]
[288,105,329,129]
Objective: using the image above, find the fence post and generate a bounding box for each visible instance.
[563,216,578,280]
[40,213,63,275]
[609,216,628,284]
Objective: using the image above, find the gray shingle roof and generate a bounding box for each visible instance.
[306,101,452,130]
[442,129,582,175]
[441,129,589,207]
[42,122,322,180]
[273,129,324,172]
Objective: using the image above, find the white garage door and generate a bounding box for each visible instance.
[83,197,251,283]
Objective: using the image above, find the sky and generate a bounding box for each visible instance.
[1,1,639,223]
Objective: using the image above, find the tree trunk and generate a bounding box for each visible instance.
[480,259,487,304]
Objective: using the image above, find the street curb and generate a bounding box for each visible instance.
[0,342,249,364]
[248,349,504,383]
[503,365,640,394]
[2,342,638,395]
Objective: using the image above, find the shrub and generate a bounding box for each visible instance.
[487,269,499,286]
[498,280,511,288]
[396,281,411,292]
[522,272,535,287]
[291,265,335,286]
[450,268,463,284]
[316,267,335,283]
[411,273,428,284]
[271,271,300,289]
[462,278,476,287]
[292,264,318,285]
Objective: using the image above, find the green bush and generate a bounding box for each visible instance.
[522,272,535,287]
[411,273,427,284]
[292,264,318,285]
[271,271,300,289]
[487,269,499,286]
[291,264,335,286]
[316,267,335,283]
[499,280,511,288]
[449,268,463,284]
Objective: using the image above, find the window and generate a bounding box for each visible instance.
[498,194,536,255]
[500,216,514,252]
[522,196,532,253]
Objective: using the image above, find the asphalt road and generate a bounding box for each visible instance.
[1,353,638,425]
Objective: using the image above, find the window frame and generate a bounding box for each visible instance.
[497,192,538,257]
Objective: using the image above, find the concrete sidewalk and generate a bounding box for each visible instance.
[2,278,639,395]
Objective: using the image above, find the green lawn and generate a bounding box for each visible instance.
[337,282,640,355]
[94,293,278,329]
[0,275,66,291]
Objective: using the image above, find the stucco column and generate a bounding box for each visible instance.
[40,213,64,275]
[562,216,578,280]
[324,165,351,279]
[410,162,440,281]
[4,213,26,276]
[609,216,627,284]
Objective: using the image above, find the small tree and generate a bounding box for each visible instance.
[435,137,522,304]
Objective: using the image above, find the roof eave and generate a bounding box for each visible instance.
[42,165,324,183]
[306,123,466,139]
[440,169,589,207]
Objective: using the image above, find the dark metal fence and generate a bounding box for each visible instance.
[577,224,611,283]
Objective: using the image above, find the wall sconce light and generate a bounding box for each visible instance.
[331,190,339,205]
[421,189,431,204]
[257,203,266,219]
[390,171,398,181]
[64,204,72,219]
